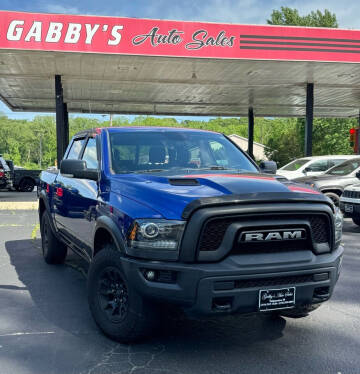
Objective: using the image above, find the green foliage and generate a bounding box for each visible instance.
[264,118,302,166]
[264,118,356,166]
[267,7,338,27]
[0,113,356,169]
[311,118,355,154]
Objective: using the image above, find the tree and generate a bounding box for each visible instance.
[264,7,342,165]
[267,7,338,28]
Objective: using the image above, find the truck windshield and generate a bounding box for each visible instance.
[326,159,360,176]
[109,131,258,174]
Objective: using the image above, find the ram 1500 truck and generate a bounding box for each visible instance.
[38,127,344,342]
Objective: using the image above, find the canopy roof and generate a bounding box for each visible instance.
[1,10,360,117]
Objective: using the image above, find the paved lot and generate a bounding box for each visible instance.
[0,210,359,374]
[0,191,37,203]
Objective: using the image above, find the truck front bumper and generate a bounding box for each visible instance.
[121,245,344,316]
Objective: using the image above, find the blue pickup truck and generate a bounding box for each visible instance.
[38,127,344,342]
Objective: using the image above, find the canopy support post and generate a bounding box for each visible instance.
[305,83,314,157]
[63,102,69,152]
[55,75,66,167]
[248,107,254,159]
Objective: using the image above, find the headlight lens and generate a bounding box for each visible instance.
[127,219,185,251]
[334,207,343,247]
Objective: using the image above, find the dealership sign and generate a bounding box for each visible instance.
[1,11,360,62]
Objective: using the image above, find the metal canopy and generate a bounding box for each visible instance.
[1,11,360,118]
[1,50,360,117]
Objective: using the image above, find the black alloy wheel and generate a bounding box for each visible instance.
[20,178,35,192]
[97,267,129,323]
[352,217,360,226]
[88,247,158,342]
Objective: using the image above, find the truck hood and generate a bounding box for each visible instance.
[110,171,322,219]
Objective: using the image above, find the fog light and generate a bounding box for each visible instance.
[144,270,156,281]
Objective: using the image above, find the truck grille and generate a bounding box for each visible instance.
[342,190,360,199]
[198,213,330,253]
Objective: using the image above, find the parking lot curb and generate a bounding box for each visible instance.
[0,201,38,210]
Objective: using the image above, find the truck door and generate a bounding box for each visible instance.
[71,137,99,249]
[54,137,86,241]
[53,136,99,257]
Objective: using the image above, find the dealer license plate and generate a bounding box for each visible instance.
[345,204,354,213]
[259,287,296,312]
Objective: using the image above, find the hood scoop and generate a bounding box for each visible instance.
[168,178,200,186]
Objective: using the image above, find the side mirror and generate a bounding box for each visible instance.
[259,160,277,174]
[303,167,311,173]
[356,170,360,179]
[60,159,98,181]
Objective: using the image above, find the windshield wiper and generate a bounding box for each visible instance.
[197,166,247,172]
[198,166,231,170]
[134,169,166,173]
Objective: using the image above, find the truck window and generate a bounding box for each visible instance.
[82,138,98,169]
[66,138,86,160]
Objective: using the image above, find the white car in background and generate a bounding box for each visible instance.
[277,155,357,180]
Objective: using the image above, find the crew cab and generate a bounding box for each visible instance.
[38,127,344,342]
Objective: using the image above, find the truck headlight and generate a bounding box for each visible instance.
[127,219,185,252]
[334,207,343,247]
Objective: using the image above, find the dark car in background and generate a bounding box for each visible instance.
[0,155,13,190]
[4,159,41,192]
[294,157,360,206]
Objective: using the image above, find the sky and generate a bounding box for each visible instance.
[0,0,359,122]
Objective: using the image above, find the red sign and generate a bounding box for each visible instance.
[1,10,360,63]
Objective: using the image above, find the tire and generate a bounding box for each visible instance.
[40,212,67,264]
[19,177,35,192]
[88,246,158,343]
[324,192,340,207]
[278,304,321,318]
[352,217,360,226]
